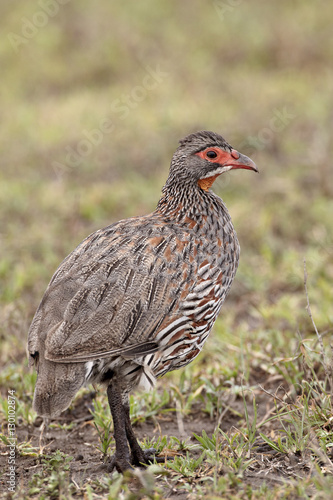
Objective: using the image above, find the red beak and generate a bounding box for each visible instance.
[227,149,258,172]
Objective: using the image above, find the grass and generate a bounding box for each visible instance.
[1,0,333,498]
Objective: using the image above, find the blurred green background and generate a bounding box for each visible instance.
[1,0,332,365]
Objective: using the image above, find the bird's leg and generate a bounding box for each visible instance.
[122,394,148,466]
[107,380,132,473]
[123,394,168,466]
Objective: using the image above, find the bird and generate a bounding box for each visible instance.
[28,130,258,473]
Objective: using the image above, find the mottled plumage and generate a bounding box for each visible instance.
[28,131,257,472]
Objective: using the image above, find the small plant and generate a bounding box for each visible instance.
[166,451,206,478]
[193,427,255,484]
[28,450,74,499]
[90,397,113,459]
[0,433,40,457]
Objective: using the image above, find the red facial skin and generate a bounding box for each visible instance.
[195,147,239,165]
[195,146,258,191]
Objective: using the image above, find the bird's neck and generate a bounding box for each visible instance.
[155,181,229,227]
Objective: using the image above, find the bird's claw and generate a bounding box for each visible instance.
[107,453,134,473]
[140,447,171,464]
[107,447,172,472]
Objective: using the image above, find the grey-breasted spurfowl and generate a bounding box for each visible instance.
[28,131,258,472]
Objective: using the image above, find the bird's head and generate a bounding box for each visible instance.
[168,131,258,191]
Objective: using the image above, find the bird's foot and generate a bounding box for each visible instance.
[107,447,173,473]
[107,453,133,473]
[131,447,173,467]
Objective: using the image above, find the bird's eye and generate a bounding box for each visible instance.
[206,150,217,159]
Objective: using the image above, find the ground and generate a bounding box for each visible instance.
[1,0,333,498]
[2,368,330,499]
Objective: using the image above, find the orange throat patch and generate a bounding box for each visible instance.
[197,174,220,191]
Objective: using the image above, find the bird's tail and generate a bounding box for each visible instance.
[33,358,86,417]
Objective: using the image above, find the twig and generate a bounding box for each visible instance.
[308,430,333,473]
[38,418,53,456]
[216,392,236,430]
[257,385,295,427]
[175,399,186,437]
[258,384,289,406]
[313,328,333,348]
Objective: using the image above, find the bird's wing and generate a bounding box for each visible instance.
[28,217,196,364]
